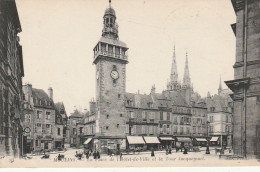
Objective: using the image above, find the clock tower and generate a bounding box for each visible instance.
[92,0,128,151]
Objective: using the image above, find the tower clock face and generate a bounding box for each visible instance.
[111,70,119,80]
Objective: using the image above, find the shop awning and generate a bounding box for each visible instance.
[195,138,207,142]
[159,137,174,141]
[83,138,92,145]
[176,137,191,142]
[210,137,219,142]
[143,137,160,144]
[127,136,145,144]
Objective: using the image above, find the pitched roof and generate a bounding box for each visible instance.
[162,90,189,107]
[32,88,51,101]
[69,109,84,118]
[207,94,232,112]
[55,102,64,111]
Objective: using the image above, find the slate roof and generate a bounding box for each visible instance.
[32,88,51,101]
[98,36,127,48]
[125,90,189,109]
[55,102,68,119]
[69,109,84,118]
[207,94,232,113]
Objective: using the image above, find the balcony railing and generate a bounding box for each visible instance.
[103,27,118,34]
[94,50,128,61]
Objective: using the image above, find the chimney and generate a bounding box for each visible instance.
[23,83,32,103]
[89,99,96,115]
[48,87,53,100]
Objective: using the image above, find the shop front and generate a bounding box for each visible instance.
[194,138,208,147]
[143,136,160,150]
[209,136,219,146]
[93,137,126,154]
[83,137,93,150]
[159,137,175,149]
[40,139,53,150]
[175,137,192,150]
[126,136,145,152]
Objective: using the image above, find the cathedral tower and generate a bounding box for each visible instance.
[92,0,128,151]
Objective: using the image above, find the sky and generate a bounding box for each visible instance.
[16,0,236,115]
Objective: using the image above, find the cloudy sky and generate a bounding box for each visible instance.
[16,0,236,115]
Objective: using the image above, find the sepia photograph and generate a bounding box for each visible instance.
[0,0,260,168]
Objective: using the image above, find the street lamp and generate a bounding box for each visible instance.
[206,121,210,154]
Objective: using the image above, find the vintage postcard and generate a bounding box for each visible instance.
[0,0,260,168]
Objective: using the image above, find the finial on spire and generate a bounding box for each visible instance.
[109,0,111,8]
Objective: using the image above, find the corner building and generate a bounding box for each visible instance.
[226,0,260,159]
[0,0,24,158]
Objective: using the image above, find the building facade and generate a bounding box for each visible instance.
[68,109,84,147]
[22,84,66,152]
[226,0,260,159]
[55,102,69,146]
[0,0,24,158]
[207,85,233,147]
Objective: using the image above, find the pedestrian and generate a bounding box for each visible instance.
[58,154,62,161]
[93,151,97,159]
[169,147,172,154]
[120,151,123,161]
[97,151,100,159]
[151,148,155,157]
[107,148,111,157]
[166,148,168,155]
[86,150,89,159]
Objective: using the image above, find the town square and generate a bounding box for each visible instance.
[0,0,260,167]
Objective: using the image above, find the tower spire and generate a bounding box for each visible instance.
[218,74,222,95]
[182,51,191,89]
[167,44,180,91]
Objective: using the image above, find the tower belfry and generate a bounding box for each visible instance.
[167,45,181,91]
[102,0,118,40]
[182,51,191,89]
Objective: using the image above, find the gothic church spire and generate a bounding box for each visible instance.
[218,74,222,95]
[167,45,181,91]
[182,51,191,88]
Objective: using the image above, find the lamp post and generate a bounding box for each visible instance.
[206,121,210,154]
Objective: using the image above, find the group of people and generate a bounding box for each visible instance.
[75,150,101,160]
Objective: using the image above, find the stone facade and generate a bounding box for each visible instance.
[22,84,67,152]
[226,0,260,159]
[67,110,84,147]
[0,0,24,158]
[206,89,233,147]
